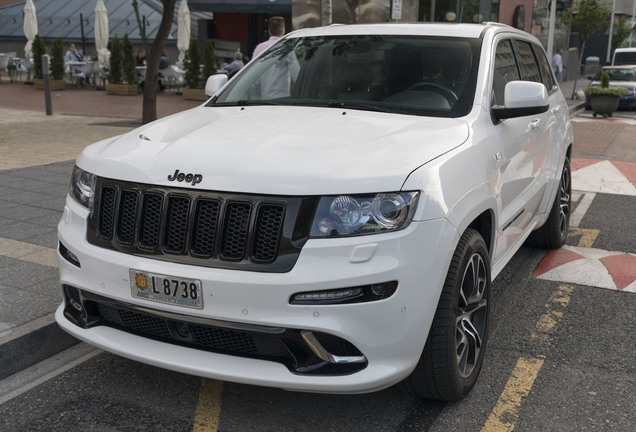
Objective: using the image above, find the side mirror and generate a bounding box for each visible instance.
[492,81,549,120]
[205,73,228,97]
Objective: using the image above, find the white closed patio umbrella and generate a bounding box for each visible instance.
[177,0,191,65]
[95,0,110,68]
[23,0,38,59]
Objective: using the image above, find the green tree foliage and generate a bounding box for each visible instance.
[108,35,123,84]
[559,0,612,98]
[201,39,218,88]
[612,16,632,53]
[50,38,65,80]
[32,34,47,80]
[183,37,201,89]
[122,34,138,84]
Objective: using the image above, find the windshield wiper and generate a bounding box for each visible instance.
[327,100,411,115]
[209,99,284,107]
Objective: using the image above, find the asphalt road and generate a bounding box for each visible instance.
[0,110,634,431]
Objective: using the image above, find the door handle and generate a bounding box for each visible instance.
[529,119,541,129]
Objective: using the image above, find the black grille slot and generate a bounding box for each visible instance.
[164,196,191,253]
[191,199,221,257]
[220,202,252,260]
[98,187,117,240]
[87,178,313,272]
[253,205,285,262]
[117,191,139,245]
[139,193,163,249]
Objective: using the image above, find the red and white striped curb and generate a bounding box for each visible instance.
[534,245,636,293]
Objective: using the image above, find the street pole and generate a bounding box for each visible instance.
[631,0,636,47]
[607,0,616,64]
[547,0,557,62]
[42,54,52,116]
[80,13,86,56]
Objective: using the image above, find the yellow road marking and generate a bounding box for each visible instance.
[193,379,224,432]
[482,285,573,432]
[482,356,545,432]
[568,226,600,248]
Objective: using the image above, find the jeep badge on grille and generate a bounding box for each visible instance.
[167,169,203,186]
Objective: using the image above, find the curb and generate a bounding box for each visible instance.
[0,313,79,381]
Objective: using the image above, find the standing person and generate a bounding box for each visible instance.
[253,16,286,58]
[252,17,299,99]
[552,48,564,82]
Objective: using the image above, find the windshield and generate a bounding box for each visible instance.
[210,35,481,118]
[595,68,636,82]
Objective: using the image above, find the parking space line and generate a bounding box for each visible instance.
[570,192,596,227]
[193,379,224,432]
[482,285,573,432]
[0,237,57,268]
[567,226,600,249]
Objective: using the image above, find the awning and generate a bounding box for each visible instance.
[188,0,292,14]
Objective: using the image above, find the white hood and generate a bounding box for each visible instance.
[78,105,469,195]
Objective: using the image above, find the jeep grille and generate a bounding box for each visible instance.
[86,177,316,272]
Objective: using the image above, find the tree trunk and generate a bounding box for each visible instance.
[142,0,177,124]
[570,42,586,100]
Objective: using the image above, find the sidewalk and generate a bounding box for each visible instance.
[0,75,624,383]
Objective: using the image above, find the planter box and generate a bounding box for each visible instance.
[105,83,139,96]
[34,79,66,91]
[589,93,620,117]
[183,88,208,101]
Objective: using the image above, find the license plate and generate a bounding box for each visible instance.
[129,269,203,309]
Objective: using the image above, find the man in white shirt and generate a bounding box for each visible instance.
[252,17,299,99]
[552,49,563,82]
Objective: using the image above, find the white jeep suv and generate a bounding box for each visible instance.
[57,23,572,401]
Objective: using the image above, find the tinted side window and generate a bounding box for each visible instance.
[533,44,556,92]
[513,40,541,83]
[493,40,520,106]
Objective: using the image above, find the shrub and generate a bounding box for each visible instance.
[50,38,65,80]
[108,35,122,84]
[183,37,201,89]
[584,71,629,96]
[32,34,47,80]
[201,39,217,88]
[122,34,137,84]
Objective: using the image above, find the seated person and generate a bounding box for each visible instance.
[223,52,244,78]
[65,43,83,63]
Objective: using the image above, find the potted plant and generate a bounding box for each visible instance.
[584,71,629,118]
[48,37,66,90]
[32,34,47,88]
[182,37,206,100]
[106,34,138,95]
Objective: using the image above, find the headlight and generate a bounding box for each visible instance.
[310,191,419,237]
[70,165,96,209]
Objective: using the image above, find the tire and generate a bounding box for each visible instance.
[397,228,491,401]
[526,154,571,249]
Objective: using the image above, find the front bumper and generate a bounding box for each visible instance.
[57,196,457,393]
